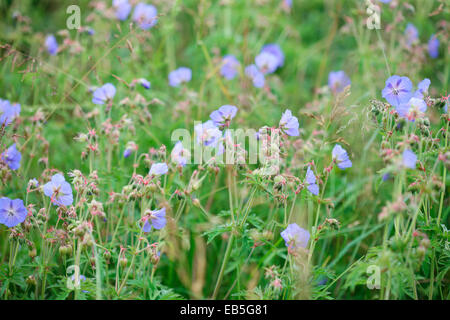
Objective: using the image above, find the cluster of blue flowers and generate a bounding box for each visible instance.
[402,22,440,58]
[114,0,157,30]
[382,75,430,122]
[219,44,284,89]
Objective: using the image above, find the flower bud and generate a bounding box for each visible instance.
[120,257,128,268]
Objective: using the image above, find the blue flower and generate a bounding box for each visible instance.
[428,34,440,59]
[0,197,27,228]
[171,141,189,167]
[402,149,417,169]
[123,148,132,158]
[244,64,265,88]
[279,109,299,136]
[43,174,74,207]
[404,23,419,47]
[92,83,116,105]
[113,0,132,21]
[280,223,310,249]
[413,78,431,99]
[210,105,238,127]
[168,67,192,87]
[2,143,21,170]
[328,70,351,94]
[220,55,240,80]
[332,144,352,169]
[255,51,278,75]
[194,120,222,146]
[149,162,168,176]
[381,75,413,107]
[139,78,151,89]
[132,3,158,30]
[396,97,427,122]
[143,207,166,232]
[378,0,391,3]
[45,35,58,56]
[0,99,20,126]
[261,44,284,69]
[305,166,319,196]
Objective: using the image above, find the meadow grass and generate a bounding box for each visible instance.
[0,0,448,300]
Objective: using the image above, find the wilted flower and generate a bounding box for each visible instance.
[402,149,417,169]
[92,83,116,105]
[328,70,351,94]
[220,55,240,80]
[2,143,21,170]
[305,166,319,196]
[382,75,413,107]
[43,174,74,207]
[210,105,238,127]
[404,23,419,47]
[244,64,265,88]
[149,162,168,176]
[132,3,158,30]
[113,0,132,21]
[169,67,192,87]
[171,141,190,167]
[0,197,27,228]
[0,99,21,126]
[279,109,299,136]
[396,97,427,122]
[332,144,352,169]
[142,207,166,231]
[45,35,58,55]
[280,223,310,249]
[428,34,439,59]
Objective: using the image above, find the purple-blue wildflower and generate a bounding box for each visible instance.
[143,207,166,232]
[305,166,319,196]
[381,75,413,107]
[194,120,222,147]
[396,97,427,122]
[210,105,238,127]
[220,55,240,80]
[402,149,417,169]
[169,67,192,87]
[2,143,21,170]
[244,65,265,88]
[328,71,351,94]
[123,148,132,158]
[332,144,352,169]
[404,23,419,47]
[428,34,440,59]
[261,44,284,69]
[43,174,74,207]
[0,197,27,228]
[45,35,58,56]
[414,78,431,99]
[132,3,158,30]
[92,83,116,105]
[149,162,168,176]
[139,78,151,89]
[113,0,132,21]
[279,109,299,137]
[255,51,278,75]
[0,99,21,126]
[280,223,310,249]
